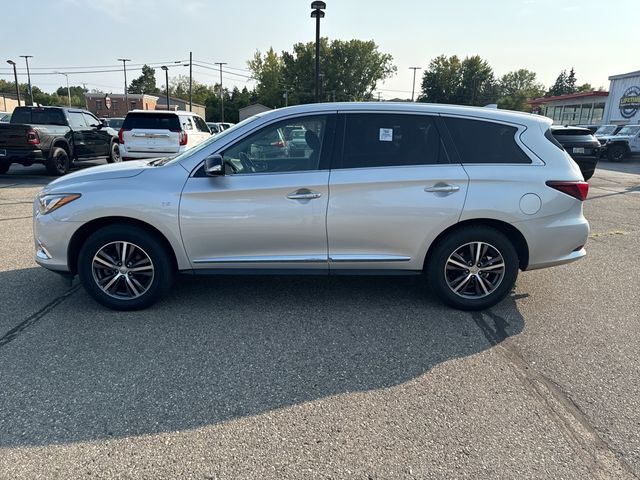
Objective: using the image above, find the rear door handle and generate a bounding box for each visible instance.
[287,189,322,200]
[424,183,460,193]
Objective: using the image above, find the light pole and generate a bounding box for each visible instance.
[55,72,71,107]
[310,1,326,103]
[214,62,227,122]
[161,66,170,111]
[409,66,422,102]
[6,60,20,106]
[20,55,33,105]
[117,58,130,111]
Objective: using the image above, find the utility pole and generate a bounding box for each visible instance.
[409,66,422,102]
[117,58,130,111]
[214,62,227,122]
[189,51,193,112]
[161,66,170,111]
[20,55,33,105]
[6,60,20,106]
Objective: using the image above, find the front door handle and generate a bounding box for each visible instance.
[424,183,460,193]
[287,189,322,200]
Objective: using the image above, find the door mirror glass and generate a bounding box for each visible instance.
[204,154,224,176]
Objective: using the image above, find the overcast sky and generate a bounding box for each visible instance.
[1,0,635,100]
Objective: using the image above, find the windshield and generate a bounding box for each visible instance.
[616,125,640,136]
[163,115,261,166]
[595,125,616,136]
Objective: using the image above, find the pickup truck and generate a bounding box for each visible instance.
[0,106,120,176]
[597,124,640,162]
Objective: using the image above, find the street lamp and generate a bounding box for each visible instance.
[409,66,422,102]
[161,66,170,111]
[20,55,34,106]
[214,62,227,122]
[117,58,130,111]
[310,1,326,103]
[55,71,71,107]
[6,60,21,106]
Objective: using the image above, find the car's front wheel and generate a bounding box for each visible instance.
[426,226,519,310]
[78,225,174,310]
[607,145,627,162]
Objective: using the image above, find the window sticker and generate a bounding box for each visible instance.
[379,128,393,142]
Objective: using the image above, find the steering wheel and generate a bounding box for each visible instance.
[238,152,257,173]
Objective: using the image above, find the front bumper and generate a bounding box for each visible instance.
[33,200,79,273]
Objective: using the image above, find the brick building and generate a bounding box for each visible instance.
[84,93,159,118]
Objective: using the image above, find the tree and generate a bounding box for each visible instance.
[248,47,285,108]
[128,65,160,94]
[419,54,497,106]
[56,85,87,98]
[566,68,577,93]
[249,38,396,106]
[547,68,581,97]
[497,69,546,111]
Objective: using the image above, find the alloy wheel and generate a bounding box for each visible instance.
[91,241,155,299]
[444,241,506,299]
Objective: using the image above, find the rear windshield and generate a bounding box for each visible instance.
[551,128,592,137]
[617,125,640,136]
[107,118,124,129]
[122,113,180,131]
[11,108,66,126]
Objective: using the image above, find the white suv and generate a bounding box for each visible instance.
[118,110,211,160]
[33,102,589,311]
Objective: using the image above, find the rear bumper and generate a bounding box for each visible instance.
[120,145,184,160]
[0,148,45,165]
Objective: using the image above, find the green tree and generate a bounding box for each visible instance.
[248,47,285,108]
[419,54,497,106]
[128,65,160,94]
[497,69,546,111]
[546,68,582,97]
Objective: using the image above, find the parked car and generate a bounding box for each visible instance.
[576,124,600,134]
[206,122,223,135]
[220,122,235,130]
[288,128,308,156]
[103,117,125,129]
[597,124,640,162]
[118,110,211,160]
[594,124,623,138]
[550,126,601,180]
[0,106,120,175]
[33,102,589,312]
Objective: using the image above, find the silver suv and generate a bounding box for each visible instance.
[33,103,589,311]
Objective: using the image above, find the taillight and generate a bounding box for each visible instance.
[118,128,125,144]
[179,130,188,146]
[546,181,589,201]
[27,129,40,145]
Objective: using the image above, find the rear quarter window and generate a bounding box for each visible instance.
[122,113,180,130]
[444,117,531,164]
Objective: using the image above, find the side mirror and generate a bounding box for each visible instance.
[204,154,224,176]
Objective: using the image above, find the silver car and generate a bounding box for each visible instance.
[33,103,589,311]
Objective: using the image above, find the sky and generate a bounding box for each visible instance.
[1,0,636,100]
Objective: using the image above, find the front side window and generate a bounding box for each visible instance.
[82,113,100,127]
[443,117,531,164]
[222,115,329,174]
[340,113,445,169]
[68,112,87,129]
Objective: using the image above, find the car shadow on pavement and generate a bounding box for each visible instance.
[0,270,525,448]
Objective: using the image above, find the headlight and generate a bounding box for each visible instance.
[37,193,81,215]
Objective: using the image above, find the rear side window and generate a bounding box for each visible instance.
[11,108,66,126]
[340,113,446,169]
[444,117,531,164]
[122,113,180,131]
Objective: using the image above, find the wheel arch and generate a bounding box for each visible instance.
[607,141,631,154]
[51,138,72,158]
[67,216,179,275]
[423,219,529,271]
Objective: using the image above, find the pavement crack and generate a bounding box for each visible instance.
[472,310,638,480]
[0,216,32,222]
[0,285,81,349]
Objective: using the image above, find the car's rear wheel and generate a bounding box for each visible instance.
[78,225,174,310]
[426,226,519,310]
[45,147,69,176]
[607,145,627,162]
[107,141,121,163]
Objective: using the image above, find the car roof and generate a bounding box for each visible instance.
[254,102,552,128]
[128,109,199,116]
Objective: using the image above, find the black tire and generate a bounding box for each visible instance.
[78,225,174,310]
[45,147,70,176]
[107,141,121,163]
[607,145,627,162]
[426,226,519,311]
[0,163,10,175]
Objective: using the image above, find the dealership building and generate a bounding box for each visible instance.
[602,70,640,125]
[528,69,640,126]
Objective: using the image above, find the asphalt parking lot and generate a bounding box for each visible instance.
[0,159,639,479]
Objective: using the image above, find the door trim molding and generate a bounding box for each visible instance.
[193,255,327,264]
[328,254,411,263]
